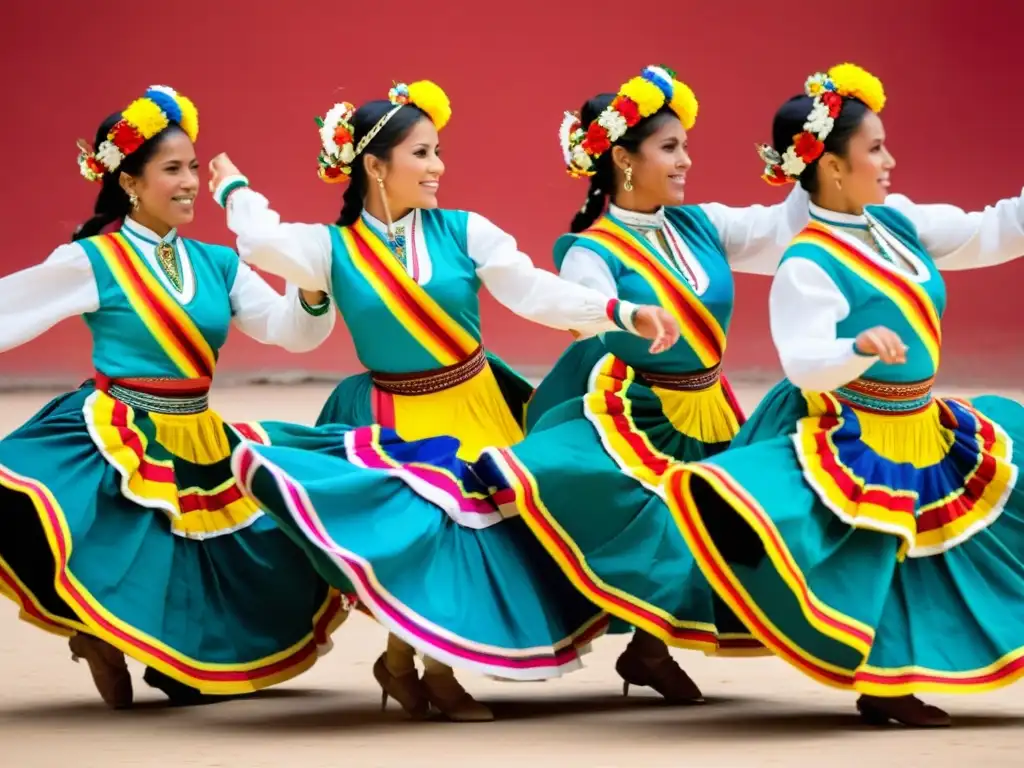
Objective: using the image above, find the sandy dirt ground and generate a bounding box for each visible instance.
[1,382,1023,767]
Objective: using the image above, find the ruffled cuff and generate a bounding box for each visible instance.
[214,175,250,208]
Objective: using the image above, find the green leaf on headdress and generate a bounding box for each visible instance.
[314,116,325,128]
[660,65,677,79]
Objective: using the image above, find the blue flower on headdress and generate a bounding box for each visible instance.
[143,86,183,125]
[640,66,674,99]
[388,82,410,105]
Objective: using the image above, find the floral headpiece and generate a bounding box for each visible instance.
[757,63,885,186]
[559,65,698,179]
[316,80,452,184]
[76,85,199,182]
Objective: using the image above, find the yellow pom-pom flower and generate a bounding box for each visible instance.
[668,80,699,130]
[174,93,200,141]
[407,80,452,131]
[619,77,665,117]
[828,63,886,113]
[121,97,170,139]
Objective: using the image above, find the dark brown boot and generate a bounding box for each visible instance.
[856,695,951,727]
[615,630,704,704]
[69,634,133,709]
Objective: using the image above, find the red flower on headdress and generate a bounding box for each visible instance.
[85,156,105,177]
[333,126,353,146]
[582,122,611,155]
[793,131,825,163]
[322,165,343,179]
[761,165,790,186]
[821,91,843,118]
[109,121,144,154]
[612,96,641,127]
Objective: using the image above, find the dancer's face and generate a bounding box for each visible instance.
[121,130,199,234]
[372,117,445,216]
[820,111,896,211]
[614,115,692,210]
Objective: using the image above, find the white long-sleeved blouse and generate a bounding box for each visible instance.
[770,194,1024,391]
[218,179,645,337]
[0,217,335,355]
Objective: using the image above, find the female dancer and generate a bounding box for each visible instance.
[0,86,528,712]
[663,63,1024,726]
[211,79,677,721]
[477,64,808,703]
[0,85,350,708]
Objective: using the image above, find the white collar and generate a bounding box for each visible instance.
[609,203,666,231]
[808,202,869,230]
[122,216,178,245]
[811,202,928,281]
[361,208,416,233]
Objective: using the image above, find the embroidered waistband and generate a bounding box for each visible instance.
[370,346,487,396]
[836,376,934,413]
[635,363,722,392]
[95,373,211,415]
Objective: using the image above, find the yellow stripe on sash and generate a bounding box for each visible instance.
[92,234,216,378]
[796,223,941,371]
[585,218,725,368]
[340,219,478,367]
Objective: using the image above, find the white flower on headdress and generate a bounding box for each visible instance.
[780,147,806,177]
[339,144,355,165]
[559,112,581,166]
[95,140,125,172]
[805,73,830,97]
[597,109,628,140]
[807,100,830,124]
[572,148,593,172]
[320,103,352,155]
[804,100,834,139]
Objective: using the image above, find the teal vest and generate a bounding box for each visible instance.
[327,209,484,374]
[79,233,238,377]
[779,206,947,383]
[554,206,732,374]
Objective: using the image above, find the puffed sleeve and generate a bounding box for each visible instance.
[0,243,99,352]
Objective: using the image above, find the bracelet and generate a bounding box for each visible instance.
[299,291,331,316]
[215,175,250,208]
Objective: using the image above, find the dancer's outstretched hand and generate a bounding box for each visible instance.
[855,326,907,364]
[632,306,680,354]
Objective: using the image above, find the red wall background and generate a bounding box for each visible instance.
[2,1,1021,386]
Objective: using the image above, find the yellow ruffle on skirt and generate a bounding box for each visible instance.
[653,380,742,446]
[83,390,267,539]
[795,392,1016,558]
[389,363,524,459]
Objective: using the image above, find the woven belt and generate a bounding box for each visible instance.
[95,373,211,415]
[836,376,934,413]
[636,363,721,392]
[370,346,487,397]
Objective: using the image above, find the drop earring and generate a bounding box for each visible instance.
[128,192,139,210]
[376,176,406,265]
[376,176,394,233]
[623,167,633,192]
